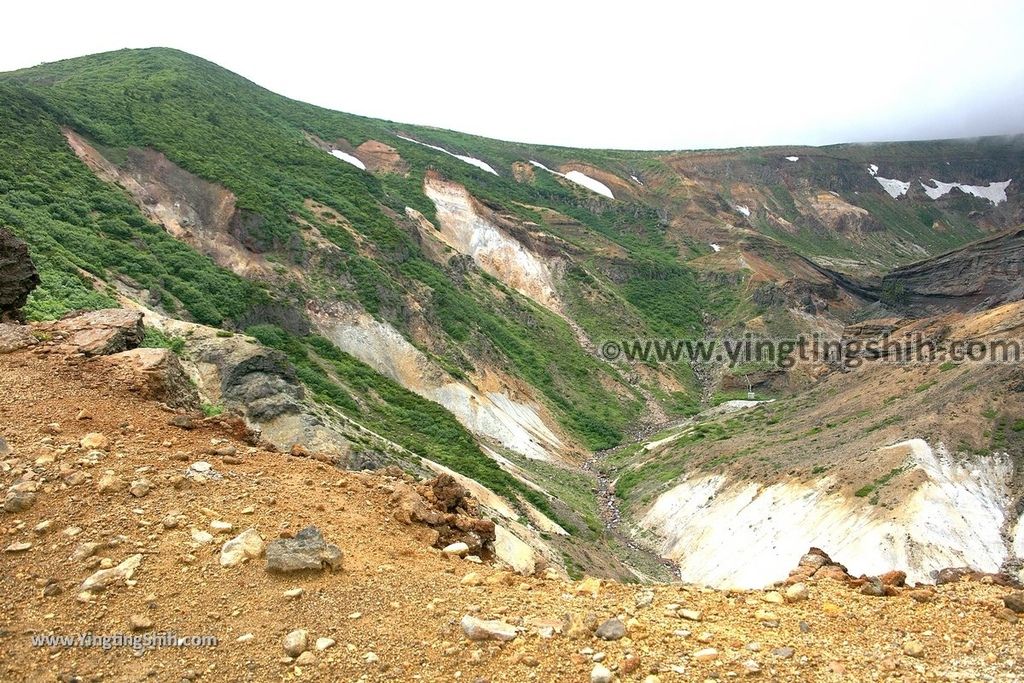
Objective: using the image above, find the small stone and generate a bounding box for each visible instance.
[210,520,234,533]
[190,528,214,545]
[129,614,153,631]
[97,472,126,494]
[461,615,517,641]
[76,409,91,421]
[168,415,194,430]
[283,588,304,600]
[461,571,483,586]
[282,629,308,657]
[591,664,613,683]
[70,541,103,562]
[295,651,316,666]
[5,541,32,552]
[742,659,761,675]
[907,589,936,603]
[860,577,887,597]
[236,633,254,643]
[315,637,335,651]
[220,528,265,567]
[679,609,702,622]
[80,433,109,450]
[635,591,654,608]
[42,581,63,597]
[129,479,152,497]
[443,541,470,557]
[362,652,379,664]
[595,617,625,640]
[81,554,142,592]
[693,647,719,662]
[1003,592,1024,614]
[33,520,52,534]
[161,514,180,530]
[903,640,924,658]
[762,591,784,604]
[772,647,795,659]
[785,582,809,602]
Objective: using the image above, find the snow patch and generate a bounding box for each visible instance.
[868,164,879,176]
[735,205,751,217]
[920,179,1012,205]
[1014,509,1024,559]
[785,156,799,162]
[640,438,1015,588]
[709,243,722,253]
[329,149,366,171]
[528,161,615,199]
[630,174,644,186]
[874,176,910,199]
[396,135,498,175]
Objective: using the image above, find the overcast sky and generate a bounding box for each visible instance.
[4,1,1024,150]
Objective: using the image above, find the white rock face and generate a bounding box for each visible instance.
[528,161,615,199]
[422,177,561,311]
[329,149,367,170]
[734,205,751,217]
[640,439,1016,588]
[396,135,498,175]
[1013,509,1024,559]
[785,156,800,162]
[920,179,1011,205]
[308,302,563,460]
[709,243,722,252]
[494,524,537,575]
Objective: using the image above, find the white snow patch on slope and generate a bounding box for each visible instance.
[309,303,563,461]
[785,156,799,162]
[640,438,1014,588]
[422,177,560,311]
[528,161,615,199]
[630,174,644,185]
[920,179,957,199]
[329,149,367,170]
[921,179,1011,205]
[396,135,498,175]
[709,243,722,252]
[735,205,751,217]
[874,176,910,198]
[868,164,879,176]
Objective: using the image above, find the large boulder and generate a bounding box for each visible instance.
[0,227,39,323]
[0,323,37,353]
[265,526,343,573]
[43,309,145,356]
[101,347,200,409]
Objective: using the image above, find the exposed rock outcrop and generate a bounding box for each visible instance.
[100,347,200,409]
[39,309,144,356]
[0,227,39,322]
[881,227,1024,313]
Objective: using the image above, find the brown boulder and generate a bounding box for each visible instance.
[44,309,144,356]
[0,323,36,353]
[101,347,199,409]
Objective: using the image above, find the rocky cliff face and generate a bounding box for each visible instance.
[0,227,39,322]
[882,228,1024,313]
